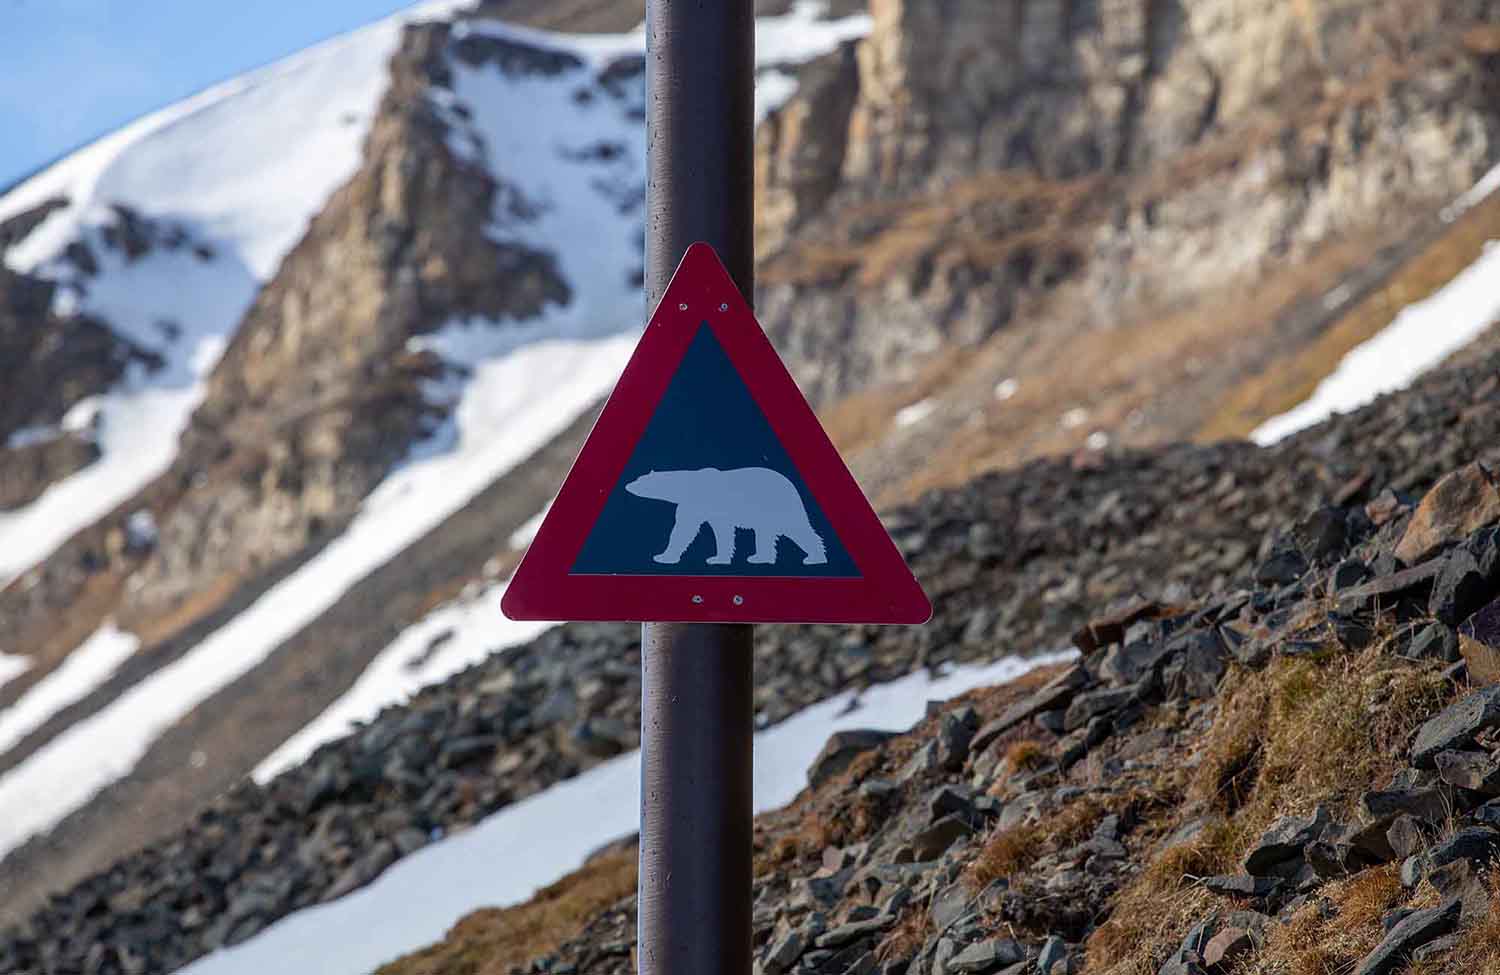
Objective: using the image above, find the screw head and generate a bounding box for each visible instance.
[733,595,744,606]
[678,302,688,311]
[719,302,729,312]
[691,594,704,604]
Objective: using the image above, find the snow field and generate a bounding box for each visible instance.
[0,623,139,756]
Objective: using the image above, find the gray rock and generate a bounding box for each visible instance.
[1244,807,1332,877]
[1433,749,1500,795]
[1359,785,1450,824]
[1427,860,1492,922]
[908,814,973,862]
[1410,933,1462,963]
[1255,547,1307,587]
[899,741,941,784]
[1335,560,1442,615]
[1429,550,1495,625]
[1036,936,1067,974]
[1386,815,1429,862]
[1162,629,1228,701]
[930,881,977,930]
[1202,926,1255,971]
[1330,559,1370,593]
[809,730,899,788]
[1202,875,1279,898]
[1410,686,1500,768]
[763,925,809,974]
[1427,826,1500,872]
[938,707,980,770]
[928,785,978,825]
[1401,623,1460,663]
[1353,899,1461,975]
[815,915,895,950]
[971,665,1091,751]
[1098,640,1173,687]
[1063,686,1138,732]
[948,939,1026,973]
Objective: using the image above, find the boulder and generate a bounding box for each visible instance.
[1244,807,1332,877]
[1410,686,1500,768]
[1353,899,1461,975]
[808,730,899,788]
[1433,749,1500,796]
[1335,560,1442,615]
[947,939,1026,973]
[1063,686,1139,732]
[1429,550,1495,625]
[1396,462,1500,564]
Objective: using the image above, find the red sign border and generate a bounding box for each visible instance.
[501,243,932,624]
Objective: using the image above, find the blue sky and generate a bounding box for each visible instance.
[1,0,421,190]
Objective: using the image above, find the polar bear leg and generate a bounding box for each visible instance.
[655,513,704,564]
[789,524,828,565]
[747,529,778,564]
[705,521,736,565]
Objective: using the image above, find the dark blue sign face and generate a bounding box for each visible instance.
[572,324,858,577]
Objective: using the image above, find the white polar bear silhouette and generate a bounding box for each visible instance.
[625,467,828,566]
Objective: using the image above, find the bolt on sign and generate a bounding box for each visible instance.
[502,242,931,625]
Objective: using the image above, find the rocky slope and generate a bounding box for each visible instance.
[383,363,1500,975]
[5,322,1500,971]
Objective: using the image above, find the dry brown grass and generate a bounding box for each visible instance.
[1200,189,1500,441]
[1004,739,1050,774]
[875,908,930,967]
[375,846,637,975]
[966,791,1168,893]
[121,571,243,647]
[1448,872,1500,972]
[1251,865,1402,975]
[1083,647,1453,975]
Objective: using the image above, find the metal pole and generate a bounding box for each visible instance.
[639,1,755,973]
[639,623,754,974]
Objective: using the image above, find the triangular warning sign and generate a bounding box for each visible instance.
[502,243,932,624]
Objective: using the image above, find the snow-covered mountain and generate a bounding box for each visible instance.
[0,0,876,906]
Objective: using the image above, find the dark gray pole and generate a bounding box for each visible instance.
[639,1,755,974]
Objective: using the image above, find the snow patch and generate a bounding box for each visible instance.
[0,654,31,694]
[4,426,64,450]
[182,651,1074,975]
[1253,239,1500,445]
[1443,161,1500,221]
[0,623,139,758]
[895,398,936,428]
[509,506,550,550]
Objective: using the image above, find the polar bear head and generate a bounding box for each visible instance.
[626,468,717,503]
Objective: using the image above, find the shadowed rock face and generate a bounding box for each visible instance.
[0,270,130,445]
[0,268,149,511]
